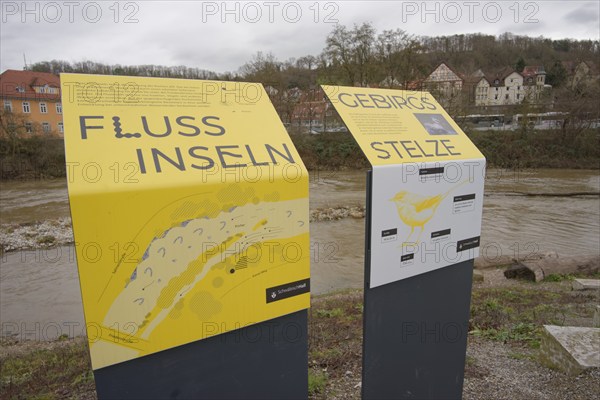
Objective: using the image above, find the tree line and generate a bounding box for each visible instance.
[19,23,600,141]
[28,24,598,90]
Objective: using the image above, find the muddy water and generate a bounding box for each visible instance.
[0,179,70,224]
[1,169,599,338]
[0,246,86,339]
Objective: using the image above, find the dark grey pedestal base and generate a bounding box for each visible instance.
[94,310,308,400]
[362,261,473,399]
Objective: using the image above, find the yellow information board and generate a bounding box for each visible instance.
[323,85,486,287]
[321,85,484,164]
[62,74,309,370]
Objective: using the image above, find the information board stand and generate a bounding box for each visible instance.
[94,310,308,399]
[62,75,310,399]
[323,86,486,399]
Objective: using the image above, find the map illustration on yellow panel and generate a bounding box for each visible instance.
[98,198,307,346]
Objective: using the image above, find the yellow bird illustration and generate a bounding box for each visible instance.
[390,180,468,244]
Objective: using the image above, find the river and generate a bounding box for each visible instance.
[1,169,599,338]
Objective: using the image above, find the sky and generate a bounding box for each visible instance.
[1,1,599,74]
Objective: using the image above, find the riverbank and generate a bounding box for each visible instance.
[0,208,367,253]
[1,271,599,400]
[1,129,598,180]
[293,128,600,170]
[0,218,72,253]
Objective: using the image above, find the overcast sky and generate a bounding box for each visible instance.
[1,1,599,74]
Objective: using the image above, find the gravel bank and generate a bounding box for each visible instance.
[0,218,73,252]
[0,207,367,253]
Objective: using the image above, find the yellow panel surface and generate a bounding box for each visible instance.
[321,85,484,165]
[61,74,309,370]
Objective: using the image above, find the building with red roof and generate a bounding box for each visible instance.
[0,69,63,137]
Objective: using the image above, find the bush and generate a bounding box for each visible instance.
[466,128,600,169]
[289,132,369,170]
[0,137,66,180]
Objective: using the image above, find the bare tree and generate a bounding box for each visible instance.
[324,23,376,86]
[376,29,424,88]
[0,109,38,155]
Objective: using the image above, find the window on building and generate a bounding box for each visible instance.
[505,94,509,100]
[3,100,12,112]
[42,122,50,133]
[494,94,498,100]
[56,103,62,114]
[40,102,48,113]
[16,86,25,93]
[25,123,33,133]
[517,94,520,99]
[58,122,64,133]
[22,102,30,113]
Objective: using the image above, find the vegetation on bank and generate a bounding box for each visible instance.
[0,337,95,400]
[467,128,600,169]
[2,274,599,400]
[0,128,598,180]
[0,137,65,180]
[293,128,600,170]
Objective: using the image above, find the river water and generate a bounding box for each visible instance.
[1,169,599,338]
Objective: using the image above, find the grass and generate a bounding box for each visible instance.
[309,291,363,373]
[540,270,600,282]
[308,369,328,395]
[0,338,95,400]
[1,283,597,399]
[316,308,345,318]
[508,352,532,361]
[469,286,596,348]
[542,274,573,282]
[37,235,57,245]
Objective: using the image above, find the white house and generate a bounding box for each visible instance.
[473,66,548,106]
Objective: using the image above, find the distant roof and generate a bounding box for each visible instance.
[561,61,576,74]
[0,69,61,100]
[425,62,464,82]
[522,65,546,77]
[405,79,424,90]
[561,60,599,75]
[482,66,518,86]
[580,60,599,74]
